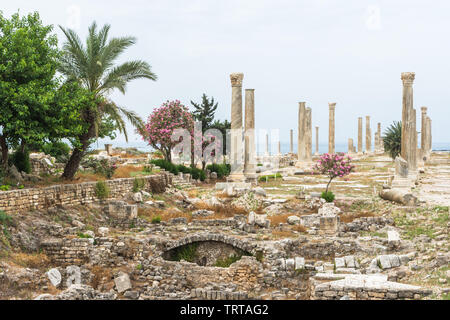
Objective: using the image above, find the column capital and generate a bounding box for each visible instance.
[245,88,255,92]
[421,106,427,113]
[328,102,336,109]
[401,72,415,85]
[298,101,306,106]
[230,73,244,86]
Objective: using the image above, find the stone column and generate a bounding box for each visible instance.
[365,116,371,153]
[377,123,382,152]
[420,107,427,161]
[348,138,354,153]
[315,126,319,156]
[400,72,415,162]
[358,117,363,154]
[328,103,336,154]
[244,89,256,181]
[305,107,312,161]
[427,116,432,156]
[297,102,306,161]
[409,108,417,172]
[229,73,245,181]
[265,133,270,156]
[105,144,113,156]
[290,129,294,154]
[278,141,281,156]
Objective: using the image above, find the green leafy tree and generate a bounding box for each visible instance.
[191,94,218,132]
[383,121,402,160]
[210,119,231,155]
[0,11,60,168]
[58,21,157,179]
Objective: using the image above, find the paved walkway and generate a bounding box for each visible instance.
[416,152,450,206]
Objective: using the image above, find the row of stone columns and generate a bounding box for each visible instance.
[400,72,418,175]
[229,72,258,182]
[351,116,382,154]
[290,124,319,156]
[394,72,433,187]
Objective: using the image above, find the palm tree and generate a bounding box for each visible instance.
[383,121,402,160]
[58,22,157,179]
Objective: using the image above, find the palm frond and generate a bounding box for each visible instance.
[99,60,157,94]
[58,25,89,82]
[100,37,136,71]
[382,121,402,160]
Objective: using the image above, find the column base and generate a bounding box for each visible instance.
[295,160,314,169]
[228,172,247,182]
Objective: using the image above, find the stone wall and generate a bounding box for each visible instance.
[41,238,91,266]
[41,236,154,267]
[138,256,266,299]
[0,173,171,213]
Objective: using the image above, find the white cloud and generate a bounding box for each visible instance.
[365,5,382,30]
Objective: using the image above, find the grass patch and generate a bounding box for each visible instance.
[340,212,376,223]
[10,252,50,269]
[113,165,146,178]
[138,207,192,223]
[433,212,449,227]
[259,173,282,182]
[168,243,198,262]
[292,224,307,233]
[77,232,93,239]
[271,230,296,239]
[214,254,244,268]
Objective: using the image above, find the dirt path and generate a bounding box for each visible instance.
[416,152,450,206]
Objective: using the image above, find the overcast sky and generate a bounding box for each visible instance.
[3,0,449,145]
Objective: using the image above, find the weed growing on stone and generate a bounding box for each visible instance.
[95,181,110,199]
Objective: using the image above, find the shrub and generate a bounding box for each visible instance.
[206,163,231,178]
[11,149,31,174]
[0,185,10,191]
[0,211,12,226]
[169,243,198,262]
[83,158,117,178]
[190,167,206,181]
[383,121,402,160]
[133,177,145,192]
[77,232,92,239]
[41,142,71,162]
[150,159,179,175]
[150,159,206,181]
[151,215,161,224]
[321,191,335,203]
[0,211,12,246]
[95,181,110,199]
[176,164,191,174]
[258,173,282,182]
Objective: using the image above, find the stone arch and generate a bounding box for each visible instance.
[163,233,259,255]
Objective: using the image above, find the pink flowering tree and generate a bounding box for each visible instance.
[313,153,355,193]
[141,100,194,162]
